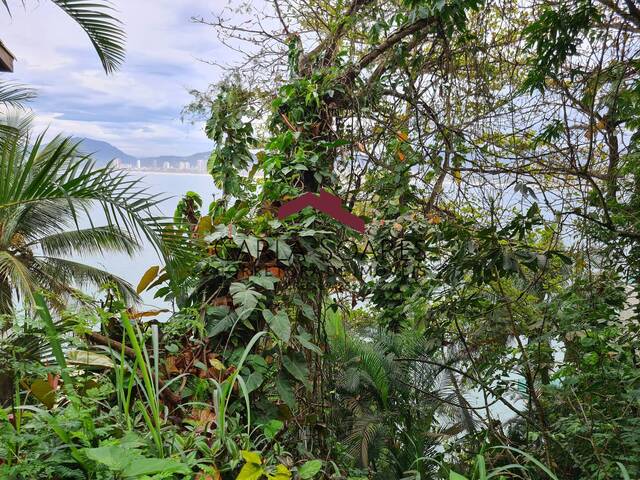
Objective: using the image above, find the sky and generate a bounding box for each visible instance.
[0,0,231,157]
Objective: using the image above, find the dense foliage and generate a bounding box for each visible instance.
[2,0,640,478]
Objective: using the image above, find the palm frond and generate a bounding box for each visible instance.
[445,370,478,433]
[0,133,166,252]
[1,199,80,242]
[345,414,385,467]
[1,307,79,407]
[0,109,35,139]
[352,342,391,406]
[331,334,395,407]
[0,81,36,108]
[35,256,137,303]
[0,274,10,314]
[0,250,34,305]
[51,0,125,73]
[37,226,139,257]
[337,366,363,393]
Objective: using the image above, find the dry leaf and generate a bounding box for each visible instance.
[453,169,462,185]
[427,213,442,224]
[208,356,225,371]
[165,356,180,374]
[128,309,169,319]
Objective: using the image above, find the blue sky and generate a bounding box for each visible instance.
[1,0,230,156]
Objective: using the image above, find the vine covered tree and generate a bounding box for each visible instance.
[176,0,640,477]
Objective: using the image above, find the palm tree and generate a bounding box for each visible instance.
[0,127,168,313]
[328,330,480,478]
[1,0,125,74]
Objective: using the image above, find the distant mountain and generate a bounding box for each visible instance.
[71,137,210,172]
[72,137,138,166]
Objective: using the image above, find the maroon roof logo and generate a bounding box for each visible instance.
[278,189,365,233]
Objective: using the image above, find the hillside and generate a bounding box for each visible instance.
[72,137,138,166]
[72,137,210,171]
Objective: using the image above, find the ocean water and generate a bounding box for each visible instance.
[81,172,218,314]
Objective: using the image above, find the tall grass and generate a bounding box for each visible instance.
[120,311,165,456]
[210,331,266,440]
[110,326,139,430]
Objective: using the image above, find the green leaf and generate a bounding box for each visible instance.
[241,450,262,465]
[84,446,132,471]
[204,223,230,242]
[295,331,322,355]
[268,464,292,480]
[268,238,292,265]
[236,462,264,480]
[490,446,559,480]
[474,454,487,479]
[245,371,264,394]
[616,462,631,480]
[122,458,190,478]
[262,419,284,440]
[35,294,74,396]
[237,451,264,480]
[66,349,114,368]
[282,354,309,388]
[234,234,262,258]
[263,309,291,343]
[296,301,316,321]
[230,282,263,318]
[449,472,468,480]
[249,273,279,290]
[247,354,269,373]
[298,460,323,479]
[207,310,237,337]
[276,372,296,409]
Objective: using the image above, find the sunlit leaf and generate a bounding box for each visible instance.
[267,464,292,480]
[136,265,160,293]
[67,350,114,368]
[298,460,322,479]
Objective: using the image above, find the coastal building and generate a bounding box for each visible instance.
[0,39,15,72]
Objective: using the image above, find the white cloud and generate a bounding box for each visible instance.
[67,69,176,110]
[0,0,228,156]
[32,110,210,157]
